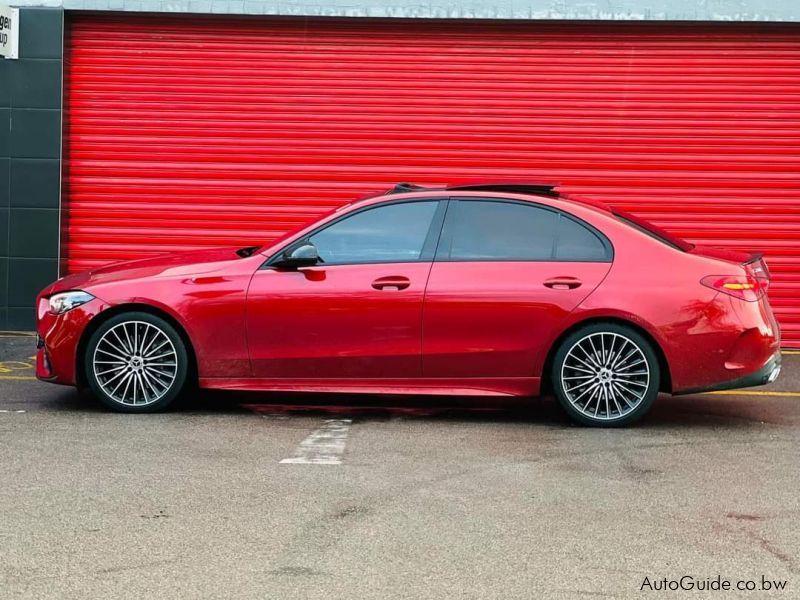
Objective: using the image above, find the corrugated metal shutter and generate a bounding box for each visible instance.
[64,16,800,346]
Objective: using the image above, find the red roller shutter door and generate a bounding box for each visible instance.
[63,16,800,346]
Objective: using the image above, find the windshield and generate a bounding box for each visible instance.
[613,210,694,252]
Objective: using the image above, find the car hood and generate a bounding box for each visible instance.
[46,247,249,296]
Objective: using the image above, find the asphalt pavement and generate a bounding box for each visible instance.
[0,333,798,599]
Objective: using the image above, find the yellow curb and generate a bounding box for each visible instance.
[0,376,37,381]
[782,350,800,355]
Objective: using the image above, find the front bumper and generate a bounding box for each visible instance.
[36,297,108,385]
[676,352,782,396]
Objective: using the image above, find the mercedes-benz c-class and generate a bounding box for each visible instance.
[36,183,781,426]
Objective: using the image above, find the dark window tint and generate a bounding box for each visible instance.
[555,216,609,260]
[447,201,558,260]
[309,201,438,264]
[613,210,693,252]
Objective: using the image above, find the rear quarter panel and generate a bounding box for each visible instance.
[546,204,740,392]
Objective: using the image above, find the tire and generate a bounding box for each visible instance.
[551,322,660,427]
[84,312,189,413]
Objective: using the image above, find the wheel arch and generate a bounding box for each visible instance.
[75,303,198,390]
[541,316,672,395]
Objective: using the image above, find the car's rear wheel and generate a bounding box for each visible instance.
[551,323,660,427]
[85,312,189,413]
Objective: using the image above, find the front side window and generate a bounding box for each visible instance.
[443,199,611,262]
[309,201,439,264]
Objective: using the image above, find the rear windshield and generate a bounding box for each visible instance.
[613,210,694,252]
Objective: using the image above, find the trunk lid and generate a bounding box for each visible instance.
[689,245,770,279]
[689,245,759,265]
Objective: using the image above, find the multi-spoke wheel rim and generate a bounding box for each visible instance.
[560,332,650,421]
[92,321,178,406]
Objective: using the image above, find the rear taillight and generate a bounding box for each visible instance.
[701,275,767,302]
[747,255,771,280]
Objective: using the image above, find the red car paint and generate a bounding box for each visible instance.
[36,189,780,398]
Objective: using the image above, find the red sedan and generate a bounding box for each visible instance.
[35,183,781,426]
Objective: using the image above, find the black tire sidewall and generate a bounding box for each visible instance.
[84,312,189,413]
[551,323,660,427]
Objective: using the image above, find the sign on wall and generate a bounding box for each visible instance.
[0,3,19,59]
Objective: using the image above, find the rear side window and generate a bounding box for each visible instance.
[555,215,609,260]
[441,199,611,262]
[447,201,558,260]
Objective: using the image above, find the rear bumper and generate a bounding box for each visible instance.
[675,352,782,396]
[668,290,780,394]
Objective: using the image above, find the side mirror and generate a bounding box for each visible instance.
[274,243,320,269]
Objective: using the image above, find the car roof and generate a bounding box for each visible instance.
[258,183,617,259]
[389,182,560,198]
[345,183,614,215]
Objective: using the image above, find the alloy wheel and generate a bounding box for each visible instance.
[560,332,651,421]
[92,320,179,406]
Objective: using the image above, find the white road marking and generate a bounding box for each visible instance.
[0,409,26,413]
[261,413,290,420]
[280,419,352,465]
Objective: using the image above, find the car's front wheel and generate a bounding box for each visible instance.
[84,312,189,413]
[551,323,660,427]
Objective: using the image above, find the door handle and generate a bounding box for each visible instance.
[543,277,582,290]
[372,276,411,291]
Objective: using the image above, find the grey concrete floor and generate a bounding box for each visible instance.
[0,334,798,599]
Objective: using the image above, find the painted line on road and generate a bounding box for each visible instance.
[280,419,352,465]
[0,360,34,373]
[0,375,36,381]
[0,409,26,413]
[703,390,800,397]
[782,350,800,355]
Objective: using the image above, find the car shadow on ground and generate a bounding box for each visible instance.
[37,386,794,430]
[5,335,797,428]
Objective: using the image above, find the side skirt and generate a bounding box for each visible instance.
[198,377,541,397]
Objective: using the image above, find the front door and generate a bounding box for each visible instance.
[246,199,445,378]
[423,198,613,378]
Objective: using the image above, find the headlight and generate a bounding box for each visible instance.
[48,291,95,315]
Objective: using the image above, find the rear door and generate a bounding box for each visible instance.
[422,198,613,378]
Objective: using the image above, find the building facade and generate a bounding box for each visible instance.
[1,1,799,346]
